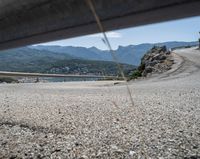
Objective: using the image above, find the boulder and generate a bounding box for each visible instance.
[138,45,173,77]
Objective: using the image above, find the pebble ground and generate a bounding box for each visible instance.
[0,48,200,159]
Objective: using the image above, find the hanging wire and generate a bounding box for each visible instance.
[85,0,134,107]
[85,1,150,158]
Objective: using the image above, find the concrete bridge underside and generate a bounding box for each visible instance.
[0,0,200,50]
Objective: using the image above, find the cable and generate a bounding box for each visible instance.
[85,0,134,107]
[84,1,150,158]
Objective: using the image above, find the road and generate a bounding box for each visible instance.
[0,48,199,159]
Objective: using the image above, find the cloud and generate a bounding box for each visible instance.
[88,31,122,38]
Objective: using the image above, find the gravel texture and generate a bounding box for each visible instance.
[0,48,200,159]
[140,45,173,76]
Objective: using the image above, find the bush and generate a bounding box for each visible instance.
[130,70,142,79]
[138,63,145,72]
[0,77,18,83]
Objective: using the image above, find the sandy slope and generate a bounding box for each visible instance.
[0,48,200,159]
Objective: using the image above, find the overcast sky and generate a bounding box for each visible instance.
[38,16,200,50]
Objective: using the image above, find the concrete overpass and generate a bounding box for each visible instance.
[0,0,200,50]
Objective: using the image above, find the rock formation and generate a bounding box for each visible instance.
[138,46,174,77]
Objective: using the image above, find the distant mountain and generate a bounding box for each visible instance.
[0,47,135,76]
[30,45,106,60]
[156,41,198,49]
[30,41,198,65]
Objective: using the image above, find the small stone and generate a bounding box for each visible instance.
[79,155,88,159]
[97,151,107,157]
[111,145,118,150]
[193,145,198,149]
[9,155,17,159]
[110,145,124,153]
[129,150,136,156]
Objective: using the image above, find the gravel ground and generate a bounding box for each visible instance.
[0,48,200,159]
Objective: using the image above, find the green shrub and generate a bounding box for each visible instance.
[131,70,142,79]
[0,77,18,83]
[138,63,145,72]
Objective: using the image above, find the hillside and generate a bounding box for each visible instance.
[0,47,74,73]
[47,59,135,76]
[130,45,174,79]
[0,47,135,76]
[30,41,198,65]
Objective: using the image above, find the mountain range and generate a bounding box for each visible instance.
[30,41,198,65]
[0,41,197,75]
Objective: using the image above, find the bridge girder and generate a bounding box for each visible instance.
[0,0,200,50]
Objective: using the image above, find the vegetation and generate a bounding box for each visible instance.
[129,59,145,79]
[0,47,135,76]
[48,59,135,76]
[130,70,142,79]
[0,77,18,83]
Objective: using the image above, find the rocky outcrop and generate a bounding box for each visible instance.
[139,46,174,77]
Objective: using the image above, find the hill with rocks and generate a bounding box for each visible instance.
[131,46,174,78]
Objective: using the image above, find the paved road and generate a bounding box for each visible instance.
[0,48,199,158]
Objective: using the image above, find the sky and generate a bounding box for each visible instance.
[38,16,200,50]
